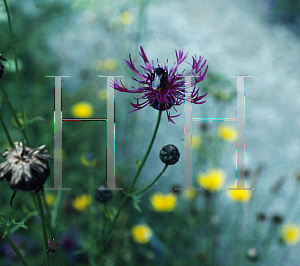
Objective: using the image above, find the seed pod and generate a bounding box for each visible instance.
[159,144,180,165]
[95,186,113,203]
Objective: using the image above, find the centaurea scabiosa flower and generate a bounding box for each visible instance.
[112,46,209,123]
[0,141,51,206]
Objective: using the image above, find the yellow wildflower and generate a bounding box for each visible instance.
[218,124,235,142]
[131,224,152,244]
[197,169,225,192]
[150,193,177,212]
[104,59,117,71]
[183,190,196,199]
[72,194,91,211]
[45,194,56,207]
[120,11,134,25]
[280,224,300,245]
[192,135,201,149]
[227,183,252,202]
[71,102,93,118]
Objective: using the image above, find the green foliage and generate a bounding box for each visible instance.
[0,211,28,239]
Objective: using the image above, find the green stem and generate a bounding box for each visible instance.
[0,110,14,147]
[4,233,29,266]
[3,0,24,119]
[87,166,96,266]
[128,110,162,191]
[36,192,51,266]
[51,189,62,230]
[42,193,54,237]
[42,192,68,266]
[103,110,162,245]
[134,164,168,195]
[0,81,29,143]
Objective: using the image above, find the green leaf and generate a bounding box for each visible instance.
[2,229,8,239]
[10,210,15,222]
[131,194,142,213]
[0,214,7,223]
[0,212,28,233]
[141,180,146,189]
[134,158,141,169]
[15,223,28,230]
[24,116,46,126]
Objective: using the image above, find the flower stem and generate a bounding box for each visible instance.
[36,192,51,266]
[103,110,162,245]
[87,165,97,266]
[3,0,24,119]
[128,110,162,191]
[0,81,29,144]
[51,189,62,230]
[0,110,14,148]
[4,233,29,266]
[134,164,168,195]
[42,192,68,266]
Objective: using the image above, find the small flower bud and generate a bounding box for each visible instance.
[159,144,180,165]
[95,186,113,203]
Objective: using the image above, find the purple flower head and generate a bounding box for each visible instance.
[112,46,209,123]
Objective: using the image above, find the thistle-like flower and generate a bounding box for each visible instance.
[112,46,209,123]
[0,142,51,206]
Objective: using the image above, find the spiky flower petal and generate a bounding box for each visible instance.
[112,46,209,123]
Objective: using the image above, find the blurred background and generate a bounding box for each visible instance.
[0,0,300,265]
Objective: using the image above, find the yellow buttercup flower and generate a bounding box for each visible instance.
[227,183,251,202]
[280,224,300,245]
[197,169,225,192]
[150,193,177,212]
[72,102,93,118]
[104,59,117,71]
[218,124,235,142]
[131,224,152,244]
[192,135,201,149]
[72,194,91,211]
[120,11,134,25]
[45,194,56,207]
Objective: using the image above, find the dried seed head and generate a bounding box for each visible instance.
[159,144,180,165]
[0,142,51,205]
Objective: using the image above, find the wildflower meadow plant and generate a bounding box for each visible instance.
[1,1,300,265]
